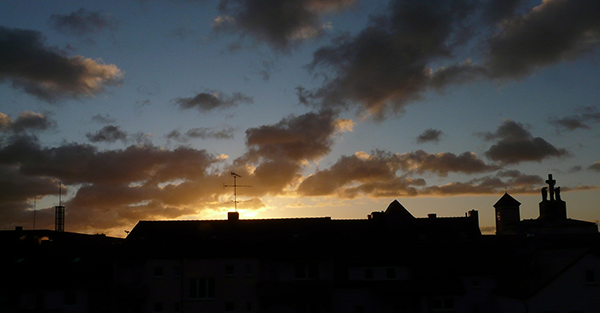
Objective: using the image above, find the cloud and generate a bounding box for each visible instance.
[214,0,356,51]
[0,111,347,235]
[485,0,600,79]
[233,110,344,196]
[174,91,253,112]
[86,125,128,143]
[166,125,236,142]
[0,26,123,101]
[481,120,569,165]
[298,0,480,118]
[416,128,443,144]
[48,8,117,37]
[299,0,600,119]
[0,111,57,133]
[297,149,498,197]
[549,106,600,132]
[0,135,228,233]
[91,114,116,124]
[589,162,600,172]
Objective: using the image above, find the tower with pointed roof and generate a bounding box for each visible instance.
[494,193,521,235]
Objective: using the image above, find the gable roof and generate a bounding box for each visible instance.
[385,200,415,220]
[494,193,521,208]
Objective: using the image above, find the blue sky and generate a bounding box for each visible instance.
[1,0,599,236]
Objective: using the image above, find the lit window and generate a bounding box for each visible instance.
[190,278,216,299]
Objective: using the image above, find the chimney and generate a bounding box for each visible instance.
[228,211,239,222]
[428,213,437,219]
[15,226,23,231]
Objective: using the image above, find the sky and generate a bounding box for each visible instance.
[1,0,599,237]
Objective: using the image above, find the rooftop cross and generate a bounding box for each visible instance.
[546,174,556,201]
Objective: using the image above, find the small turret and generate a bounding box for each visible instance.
[494,193,521,235]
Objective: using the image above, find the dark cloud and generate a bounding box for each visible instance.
[86,125,128,143]
[299,0,600,119]
[48,8,117,37]
[481,0,524,25]
[393,150,499,176]
[485,0,600,79]
[549,106,600,132]
[91,114,116,124]
[0,111,56,133]
[0,26,122,101]
[0,135,226,233]
[166,126,236,142]
[175,91,253,112]
[233,110,344,196]
[299,0,479,118]
[298,148,498,197]
[416,128,443,144]
[589,162,600,172]
[482,120,569,165]
[214,0,356,51]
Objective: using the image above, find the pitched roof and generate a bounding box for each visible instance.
[494,193,521,208]
[385,200,415,220]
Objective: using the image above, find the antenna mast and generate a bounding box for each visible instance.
[223,172,251,211]
[33,195,36,230]
[55,181,65,232]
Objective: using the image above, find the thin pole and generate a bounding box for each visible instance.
[33,196,36,230]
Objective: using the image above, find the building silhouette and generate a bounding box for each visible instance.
[495,174,598,235]
[2,174,599,313]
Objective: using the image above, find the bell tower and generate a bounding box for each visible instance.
[494,193,521,235]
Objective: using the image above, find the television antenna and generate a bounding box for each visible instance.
[223,172,251,211]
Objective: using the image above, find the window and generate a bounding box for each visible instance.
[154,302,163,313]
[585,270,597,285]
[154,267,163,278]
[386,267,396,279]
[225,301,235,312]
[190,278,216,299]
[364,268,374,280]
[246,302,253,311]
[64,290,77,306]
[174,302,181,312]
[295,263,319,279]
[173,266,181,278]
[431,299,454,312]
[225,265,235,277]
[296,303,320,313]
